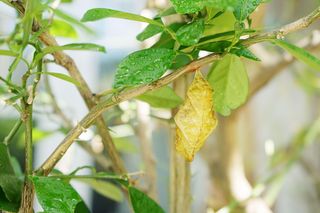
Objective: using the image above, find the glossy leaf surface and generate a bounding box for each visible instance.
[32,176,83,213]
[176,19,205,46]
[113,48,175,88]
[81,8,162,27]
[0,143,22,212]
[233,0,263,21]
[136,18,164,41]
[169,0,204,14]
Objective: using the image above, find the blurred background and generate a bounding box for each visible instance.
[0,0,320,213]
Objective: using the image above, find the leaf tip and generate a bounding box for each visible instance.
[81,9,97,22]
[100,46,107,53]
[80,14,89,22]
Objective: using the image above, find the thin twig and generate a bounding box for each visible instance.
[242,6,320,46]
[3,119,22,145]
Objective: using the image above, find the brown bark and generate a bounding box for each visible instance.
[19,181,34,213]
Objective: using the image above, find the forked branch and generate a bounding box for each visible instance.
[32,5,320,175]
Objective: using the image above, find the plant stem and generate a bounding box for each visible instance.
[20,101,34,213]
[3,119,22,145]
[23,104,33,175]
[170,76,191,213]
[19,45,43,213]
[242,6,320,46]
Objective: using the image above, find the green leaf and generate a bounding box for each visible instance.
[77,179,123,202]
[137,86,183,108]
[198,41,231,52]
[152,23,183,49]
[42,72,81,87]
[129,186,165,213]
[198,40,259,61]
[230,45,260,61]
[0,143,22,212]
[171,50,199,69]
[50,19,78,38]
[0,188,20,212]
[0,145,17,176]
[43,43,106,54]
[10,157,23,177]
[171,54,193,70]
[0,143,22,202]
[32,176,83,213]
[74,201,90,213]
[0,50,18,57]
[176,19,205,46]
[22,0,39,47]
[0,175,22,203]
[113,48,175,88]
[207,54,249,116]
[156,7,177,17]
[137,18,164,41]
[81,8,162,27]
[205,0,238,10]
[274,40,320,71]
[170,0,238,14]
[233,0,263,21]
[169,0,204,14]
